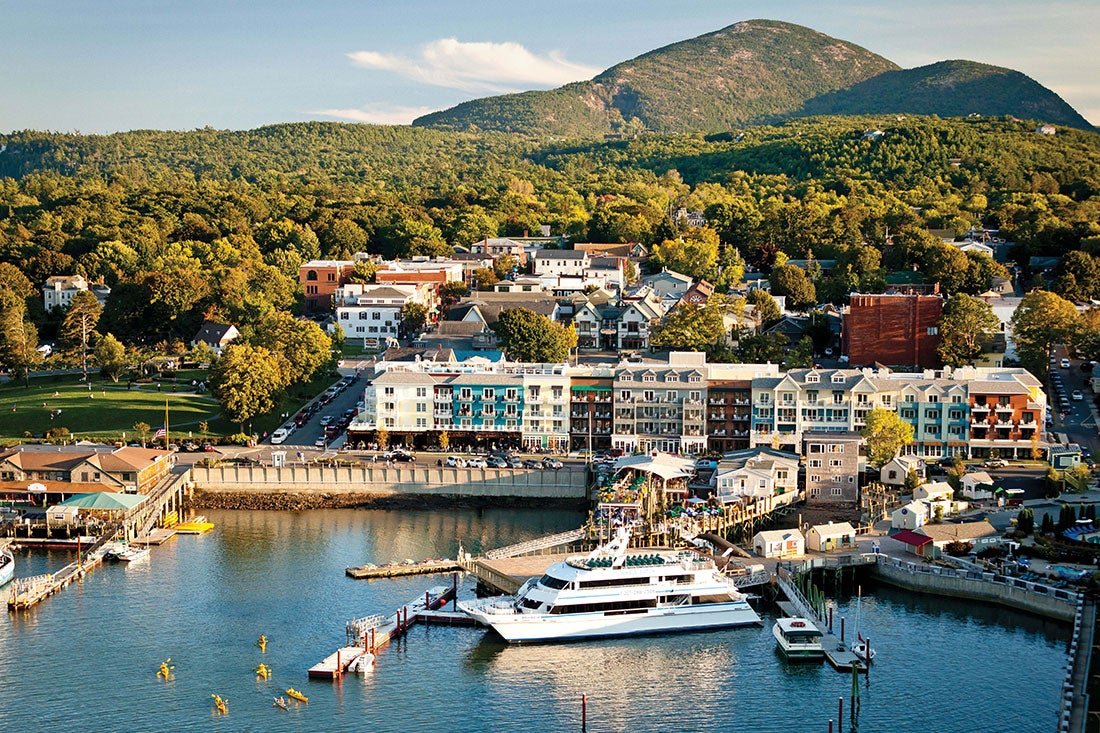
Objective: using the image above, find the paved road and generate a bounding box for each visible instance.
[1049,345,1098,456]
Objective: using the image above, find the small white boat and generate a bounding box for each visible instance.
[0,545,14,587]
[773,617,825,659]
[348,652,375,674]
[120,546,150,562]
[852,634,876,663]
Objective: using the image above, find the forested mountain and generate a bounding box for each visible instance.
[413,20,899,137]
[413,20,1092,137]
[796,60,1093,129]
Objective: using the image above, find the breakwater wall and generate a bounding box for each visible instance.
[873,556,1079,622]
[190,464,588,507]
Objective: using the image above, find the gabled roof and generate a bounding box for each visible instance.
[535,249,587,260]
[192,321,238,346]
[754,528,805,543]
[892,529,933,547]
[917,520,998,542]
[808,522,856,538]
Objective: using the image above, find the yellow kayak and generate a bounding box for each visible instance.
[286,687,308,704]
[255,663,272,679]
[212,693,228,714]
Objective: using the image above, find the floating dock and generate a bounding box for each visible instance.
[8,546,107,611]
[309,582,458,678]
[346,559,462,580]
[175,517,214,534]
[776,603,867,673]
[131,529,177,545]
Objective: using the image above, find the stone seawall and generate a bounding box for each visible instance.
[190,464,588,508]
[873,557,1079,622]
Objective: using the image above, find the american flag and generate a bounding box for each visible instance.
[153,427,166,439]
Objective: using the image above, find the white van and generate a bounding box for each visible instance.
[270,427,290,445]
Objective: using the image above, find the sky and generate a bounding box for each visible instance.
[2,0,1097,133]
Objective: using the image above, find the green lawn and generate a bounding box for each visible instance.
[0,377,221,442]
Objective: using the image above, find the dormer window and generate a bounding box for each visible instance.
[806,373,820,384]
[642,374,656,383]
[831,374,845,384]
[666,373,678,383]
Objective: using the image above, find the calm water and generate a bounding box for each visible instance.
[0,509,1071,732]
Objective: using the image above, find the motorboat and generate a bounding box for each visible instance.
[773,617,825,659]
[852,634,877,663]
[459,526,761,643]
[109,545,150,562]
[348,652,375,674]
[0,545,13,588]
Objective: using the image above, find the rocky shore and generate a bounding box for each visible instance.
[191,489,584,511]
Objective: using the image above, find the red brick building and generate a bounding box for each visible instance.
[299,260,356,312]
[842,291,944,367]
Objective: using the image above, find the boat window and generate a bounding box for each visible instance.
[539,574,569,590]
[549,598,657,615]
[520,598,542,610]
[577,576,646,589]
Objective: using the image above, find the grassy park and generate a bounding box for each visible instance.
[0,366,344,443]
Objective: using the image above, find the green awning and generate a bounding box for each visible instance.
[59,493,147,511]
[571,386,612,392]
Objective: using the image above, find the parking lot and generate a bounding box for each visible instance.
[269,374,363,450]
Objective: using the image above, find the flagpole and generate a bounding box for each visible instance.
[164,398,169,450]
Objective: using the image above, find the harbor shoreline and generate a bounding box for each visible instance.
[190,489,586,511]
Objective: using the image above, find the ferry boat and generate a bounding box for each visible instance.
[772,617,825,659]
[0,545,14,587]
[459,527,761,643]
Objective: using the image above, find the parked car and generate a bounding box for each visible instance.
[467,457,488,469]
[445,455,467,468]
[391,452,415,463]
[486,456,508,469]
[1061,358,1072,368]
[182,442,199,452]
[542,458,563,470]
[506,457,524,468]
[270,427,290,445]
[319,415,334,427]
[314,437,327,448]
[982,459,1008,469]
[523,459,543,469]
[1072,390,1083,401]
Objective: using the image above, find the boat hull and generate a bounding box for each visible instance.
[460,599,760,643]
[0,548,13,588]
[772,622,824,659]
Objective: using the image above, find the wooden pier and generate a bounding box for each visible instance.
[7,533,113,611]
[346,559,462,580]
[131,528,177,546]
[776,570,867,673]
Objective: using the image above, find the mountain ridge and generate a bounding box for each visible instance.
[412,20,1092,136]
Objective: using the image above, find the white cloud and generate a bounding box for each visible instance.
[347,38,599,93]
[309,105,437,125]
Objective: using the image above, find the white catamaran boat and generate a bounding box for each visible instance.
[459,527,761,643]
[0,545,14,587]
[773,617,825,659]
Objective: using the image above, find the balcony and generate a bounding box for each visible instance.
[995,403,1013,412]
[971,404,990,413]
[708,398,726,406]
[996,419,1014,427]
[434,394,452,403]
[433,409,452,418]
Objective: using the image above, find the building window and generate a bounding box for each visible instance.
[483,389,495,400]
[831,487,843,496]
[306,270,318,281]
[416,418,427,428]
[829,459,843,467]
[416,403,426,413]
[809,459,822,468]
[928,394,939,403]
[327,273,336,282]
[666,391,676,402]
[927,326,939,336]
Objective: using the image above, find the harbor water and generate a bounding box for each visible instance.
[0,508,1070,732]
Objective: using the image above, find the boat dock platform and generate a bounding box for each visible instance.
[7,539,111,611]
[346,559,462,580]
[309,581,459,678]
[131,529,177,545]
[776,601,866,672]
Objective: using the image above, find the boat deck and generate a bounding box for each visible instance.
[776,602,866,672]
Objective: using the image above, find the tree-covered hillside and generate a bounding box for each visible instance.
[414,20,898,137]
[796,60,1093,129]
[0,115,1097,353]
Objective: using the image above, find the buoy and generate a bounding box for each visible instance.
[157,658,174,680]
[211,693,228,714]
[286,687,308,704]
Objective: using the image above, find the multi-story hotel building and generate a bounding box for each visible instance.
[356,357,1046,460]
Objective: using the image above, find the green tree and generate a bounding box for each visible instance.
[937,293,1000,367]
[59,290,102,380]
[473,267,498,290]
[439,281,470,308]
[493,308,577,363]
[746,289,781,328]
[769,265,816,310]
[714,244,746,291]
[651,301,728,353]
[1016,508,1034,535]
[0,300,42,387]
[1010,290,1079,377]
[786,337,815,368]
[904,466,922,493]
[133,421,151,448]
[400,302,429,334]
[94,332,129,382]
[1040,512,1054,535]
[493,254,520,280]
[650,227,720,281]
[252,312,332,384]
[861,408,915,468]
[345,259,378,284]
[209,343,287,429]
